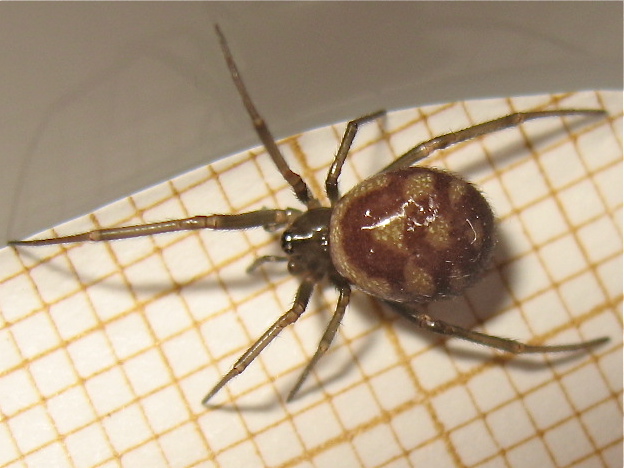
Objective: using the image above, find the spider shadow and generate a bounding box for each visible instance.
[284,291,391,402]
[419,110,604,187]
[11,238,285,299]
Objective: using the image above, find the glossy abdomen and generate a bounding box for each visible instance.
[329,167,495,302]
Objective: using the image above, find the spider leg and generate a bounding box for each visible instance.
[287,284,351,401]
[246,255,288,274]
[325,110,386,205]
[202,276,316,406]
[383,109,606,172]
[390,303,609,353]
[9,209,299,246]
[215,25,317,208]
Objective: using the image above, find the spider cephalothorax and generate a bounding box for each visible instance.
[10,25,608,406]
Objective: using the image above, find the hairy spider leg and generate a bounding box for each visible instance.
[202,275,316,405]
[9,209,300,246]
[390,303,609,353]
[325,110,386,205]
[286,284,352,401]
[215,25,318,208]
[383,109,606,173]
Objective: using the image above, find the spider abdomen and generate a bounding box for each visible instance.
[329,167,495,303]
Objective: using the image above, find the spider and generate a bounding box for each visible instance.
[10,25,608,406]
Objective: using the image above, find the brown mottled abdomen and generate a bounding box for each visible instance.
[329,167,495,302]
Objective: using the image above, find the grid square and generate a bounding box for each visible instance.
[581,401,622,453]
[144,293,192,341]
[353,423,402,467]
[123,349,171,397]
[103,404,152,453]
[217,158,266,211]
[577,215,620,264]
[0,328,22,374]
[496,215,533,259]
[217,440,263,468]
[85,367,134,415]
[29,257,78,304]
[142,386,189,434]
[256,420,304,467]
[387,109,428,156]
[10,311,61,360]
[408,439,457,467]
[95,196,141,227]
[29,349,78,397]
[108,234,155,268]
[411,347,458,391]
[47,386,96,434]
[66,244,118,282]
[67,331,117,378]
[580,399,623,449]
[333,384,380,431]
[122,254,169,305]
[559,272,606,318]
[451,418,498,466]
[161,329,210,378]
[0,249,26,278]
[524,382,573,430]
[593,161,622,212]
[596,253,623,302]
[544,418,593,466]
[351,330,398,380]
[66,424,113,468]
[522,290,569,335]
[502,158,549,208]
[578,120,622,171]
[507,438,556,468]
[23,442,70,468]
[0,422,20,466]
[540,141,586,189]
[0,369,41,416]
[370,367,416,410]
[479,176,513,220]
[467,367,515,413]
[293,403,343,449]
[598,349,623,395]
[106,313,154,360]
[391,404,438,450]
[313,443,360,468]
[200,310,248,359]
[200,406,250,452]
[8,405,57,454]
[49,293,98,340]
[161,235,211,284]
[558,179,606,227]
[349,132,395,184]
[540,235,586,281]
[121,441,168,468]
[501,252,551,302]
[159,423,209,468]
[86,275,136,321]
[487,400,535,447]
[561,365,610,411]
[0,273,42,322]
[433,386,479,430]
[519,197,568,245]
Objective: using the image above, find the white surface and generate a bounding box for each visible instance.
[0,90,621,467]
[0,2,622,245]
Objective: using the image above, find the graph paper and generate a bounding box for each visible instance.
[0,90,621,468]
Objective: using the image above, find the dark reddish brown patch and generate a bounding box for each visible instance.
[329,167,495,302]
